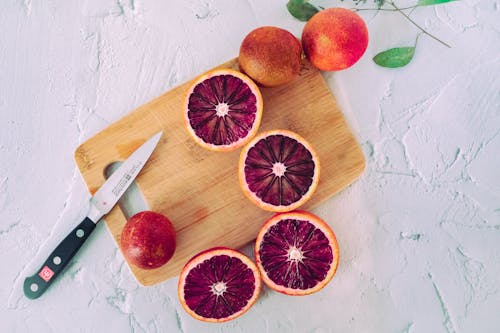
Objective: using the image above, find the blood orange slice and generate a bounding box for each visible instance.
[178,247,261,322]
[184,69,263,152]
[255,211,339,296]
[239,130,320,212]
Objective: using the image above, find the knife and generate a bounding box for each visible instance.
[23,131,163,299]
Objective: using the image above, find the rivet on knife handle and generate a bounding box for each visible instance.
[23,217,96,299]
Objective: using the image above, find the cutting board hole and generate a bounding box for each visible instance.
[104,162,149,220]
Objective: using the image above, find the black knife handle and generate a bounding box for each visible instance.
[23,217,96,299]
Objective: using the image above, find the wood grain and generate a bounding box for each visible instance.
[74,58,365,286]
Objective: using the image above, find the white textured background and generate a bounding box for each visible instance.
[1,0,499,332]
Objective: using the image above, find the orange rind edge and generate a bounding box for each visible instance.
[238,129,320,212]
[254,210,339,296]
[183,69,263,152]
[178,247,262,322]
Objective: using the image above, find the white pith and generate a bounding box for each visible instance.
[215,102,229,117]
[211,281,227,296]
[287,246,304,262]
[272,162,286,177]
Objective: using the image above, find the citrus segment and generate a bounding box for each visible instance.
[184,69,263,151]
[255,211,339,295]
[178,247,261,322]
[239,130,320,212]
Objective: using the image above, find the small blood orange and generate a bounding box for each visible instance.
[239,130,320,212]
[302,8,368,71]
[120,211,176,270]
[239,26,303,87]
[178,247,261,322]
[255,210,339,296]
[184,69,263,152]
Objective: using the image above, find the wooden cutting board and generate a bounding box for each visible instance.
[74,58,365,286]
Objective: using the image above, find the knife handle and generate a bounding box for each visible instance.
[23,217,96,299]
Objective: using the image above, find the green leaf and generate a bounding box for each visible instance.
[417,0,457,6]
[286,0,319,21]
[373,47,416,68]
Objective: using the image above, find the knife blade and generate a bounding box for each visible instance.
[23,131,163,299]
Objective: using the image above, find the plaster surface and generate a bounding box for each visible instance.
[1,1,499,332]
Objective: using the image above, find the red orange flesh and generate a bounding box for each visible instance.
[178,247,261,322]
[239,130,320,212]
[255,210,339,295]
[184,69,263,152]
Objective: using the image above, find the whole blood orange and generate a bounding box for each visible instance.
[239,26,303,87]
[302,8,368,71]
[255,210,339,295]
[178,247,261,322]
[184,69,263,152]
[239,130,320,212]
[120,211,176,270]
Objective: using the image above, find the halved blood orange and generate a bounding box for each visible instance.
[184,69,263,152]
[239,130,320,212]
[178,247,261,322]
[255,211,339,296]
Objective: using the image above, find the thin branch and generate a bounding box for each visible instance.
[414,32,423,47]
[408,5,418,15]
[388,2,451,48]
[354,5,419,11]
